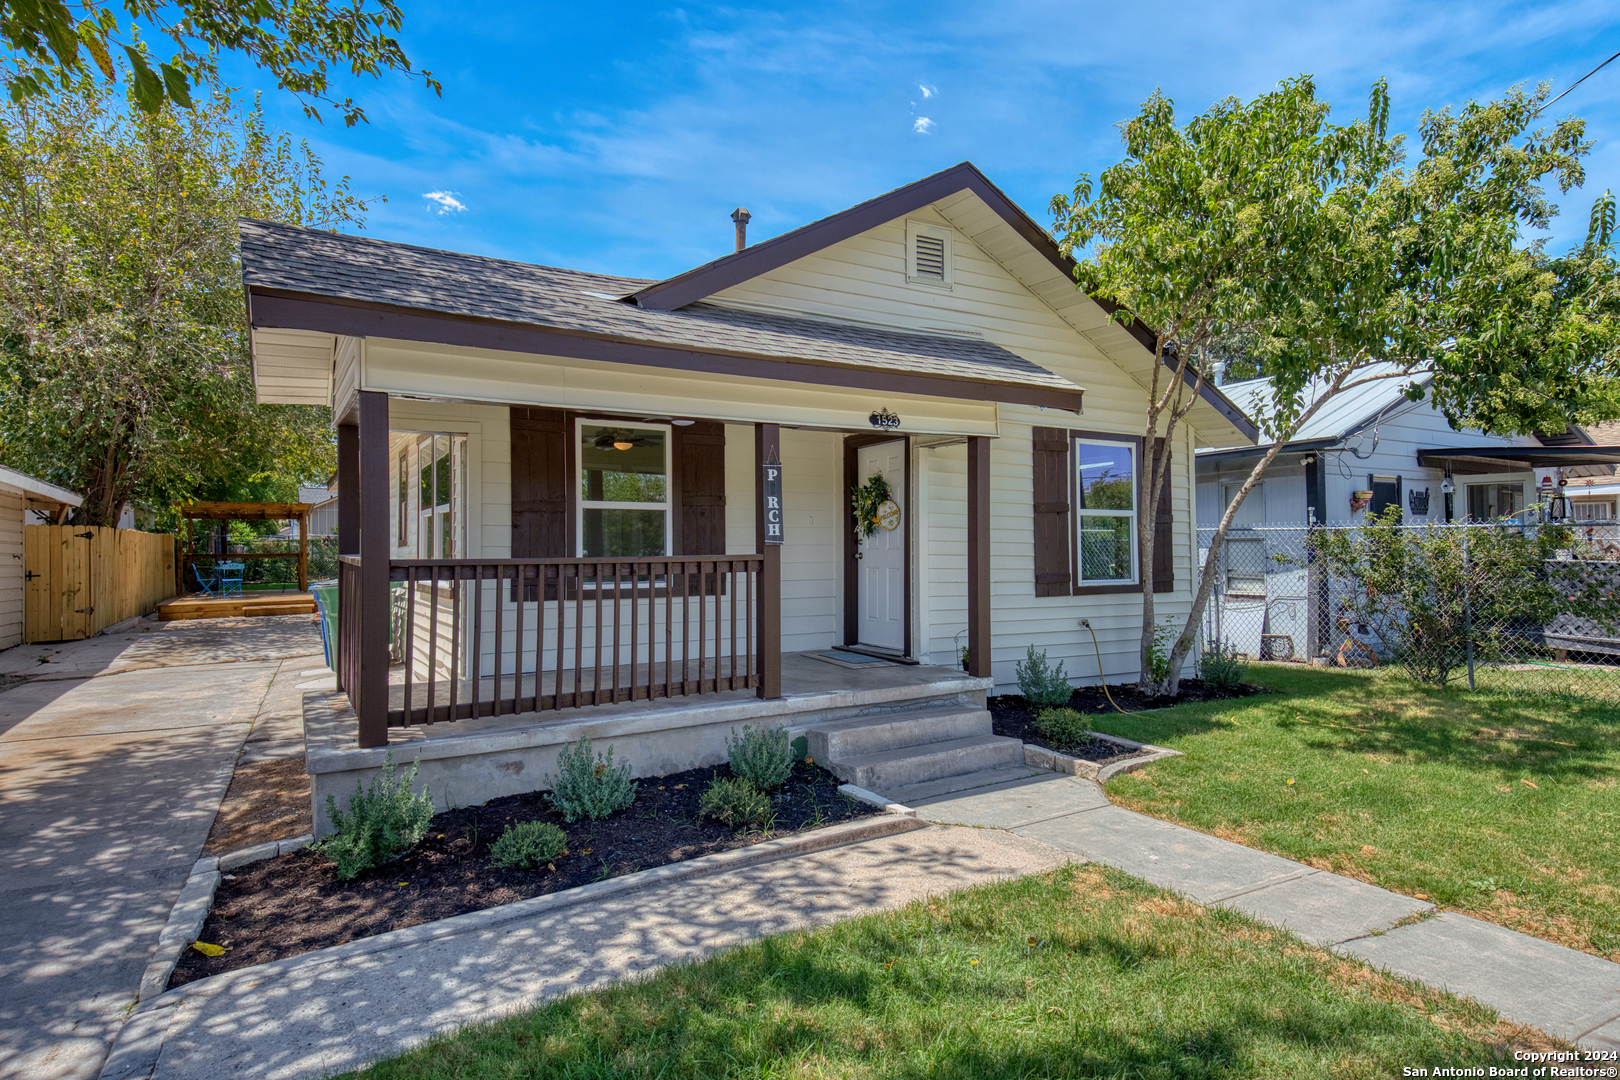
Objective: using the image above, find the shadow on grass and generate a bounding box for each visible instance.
[1095,664,1620,784]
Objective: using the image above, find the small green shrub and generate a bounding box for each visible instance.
[490,820,569,869]
[544,737,637,822]
[699,776,774,829]
[1034,707,1092,749]
[1201,640,1248,691]
[316,753,435,881]
[725,724,793,790]
[1147,620,1176,684]
[1015,645,1072,708]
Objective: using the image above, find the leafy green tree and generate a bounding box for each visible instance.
[0,72,361,525]
[0,0,438,123]
[1051,77,1619,695]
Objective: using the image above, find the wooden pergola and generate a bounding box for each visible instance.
[177,501,313,593]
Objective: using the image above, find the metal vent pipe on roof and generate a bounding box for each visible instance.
[731,207,750,252]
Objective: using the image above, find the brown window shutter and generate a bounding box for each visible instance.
[1031,426,1071,596]
[674,421,727,555]
[510,406,569,559]
[1150,438,1174,593]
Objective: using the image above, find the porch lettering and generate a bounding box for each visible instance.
[761,465,785,545]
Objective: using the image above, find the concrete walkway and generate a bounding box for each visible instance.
[907,772,1620,1051]
[0,616,324,1080]
[100,821,1066,1080]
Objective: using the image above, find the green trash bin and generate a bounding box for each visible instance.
[309,579,402,671]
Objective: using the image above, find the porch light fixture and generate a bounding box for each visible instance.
[613,439,635,451]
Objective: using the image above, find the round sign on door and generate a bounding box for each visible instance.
[857,441,905,652]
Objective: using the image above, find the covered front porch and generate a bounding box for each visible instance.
[305,648,995,830]
[332,391,997,750]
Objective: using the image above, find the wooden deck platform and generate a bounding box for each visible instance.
[158,590,317,621]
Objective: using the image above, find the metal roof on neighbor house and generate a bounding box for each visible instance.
[239,219,1088,409]
[1208,366,1423,451]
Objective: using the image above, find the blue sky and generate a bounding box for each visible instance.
[225,0,1620,281]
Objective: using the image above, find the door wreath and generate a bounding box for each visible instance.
[850,473,895,538]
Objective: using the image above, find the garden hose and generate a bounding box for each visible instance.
[1081,619,1135,715]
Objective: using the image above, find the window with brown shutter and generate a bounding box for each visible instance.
[1150,438,1174,593]
[1031,426,1071,596]
[510,407,569,559]
[674,421,726,555]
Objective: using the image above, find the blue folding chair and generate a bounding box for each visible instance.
[217,561,245,597]
[191,561,220,597]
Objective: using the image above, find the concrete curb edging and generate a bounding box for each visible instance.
[1023,731,1182,782]
[130,813,923,1018]
[136,834,313,1002]
[837,783,916,816]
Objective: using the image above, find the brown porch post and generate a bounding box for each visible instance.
[334,421,359,691]
[755,422,782,699]
[356,391,390,748]
[967,436,992,679]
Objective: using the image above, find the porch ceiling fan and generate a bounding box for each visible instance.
[593,429,650,451]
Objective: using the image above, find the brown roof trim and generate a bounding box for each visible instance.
[629,160,1257,443]
[249,290,1087,411]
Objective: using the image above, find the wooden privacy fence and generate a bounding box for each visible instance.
[24,526,176,642]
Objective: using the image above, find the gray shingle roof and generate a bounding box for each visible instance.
[239,219,1083,395]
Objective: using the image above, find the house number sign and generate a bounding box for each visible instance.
[761,464,785,545]
[869,408,901,430]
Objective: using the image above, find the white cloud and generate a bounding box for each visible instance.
[422,190,467,215]
[913,116,934,134]
[919,83,936,98]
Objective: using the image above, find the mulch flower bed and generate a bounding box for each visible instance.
[989,679,1267,760]
[170,760,868,988]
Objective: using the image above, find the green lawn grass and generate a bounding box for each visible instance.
[349,865,1557,1080]
[1094,664,1620,959]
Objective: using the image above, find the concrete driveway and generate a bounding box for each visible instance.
[0,615,323,1080]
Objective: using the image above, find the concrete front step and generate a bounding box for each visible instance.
[828,734,1026,792]
[881,765,1050,805]
[807,705,991,762]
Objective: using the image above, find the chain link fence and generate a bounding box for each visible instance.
[1197,520,1620,701]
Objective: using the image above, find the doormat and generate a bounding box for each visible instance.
[808,649,897,669]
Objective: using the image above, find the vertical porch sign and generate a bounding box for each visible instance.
[761,463,785,545]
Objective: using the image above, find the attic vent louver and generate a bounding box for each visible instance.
[914,234,946,279]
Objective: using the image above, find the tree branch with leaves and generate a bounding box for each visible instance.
[1052,76,1619,695]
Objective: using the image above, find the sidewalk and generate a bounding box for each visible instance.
[0,615,324,1080]
[906,772,1620,1051]
[100,821,1067,1080]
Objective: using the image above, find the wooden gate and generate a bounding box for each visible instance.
[24,526,176,642]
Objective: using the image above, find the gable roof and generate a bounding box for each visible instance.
[624,161,1257,443]
[241,219,1087,410]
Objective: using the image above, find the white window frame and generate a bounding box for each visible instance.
[415,433,466,560]
[1222,480,1265,529]
[904,219,954,289]
[1072,436,1138,585]
[575,418,673,559]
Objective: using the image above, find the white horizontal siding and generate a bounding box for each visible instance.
[0,490,23,650]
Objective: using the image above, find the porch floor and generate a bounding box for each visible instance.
[308,652,992,767]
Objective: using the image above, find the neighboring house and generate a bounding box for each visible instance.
[241,161,1255,788]
[0,467,81,651]
[297,482,338,537]
[1196,369,1620,528]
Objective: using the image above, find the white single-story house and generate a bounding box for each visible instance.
[1196,371,1620,529]
[0,466,81,651]
[241,162,1259,818]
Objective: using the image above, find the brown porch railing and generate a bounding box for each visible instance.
[368,556,764,726]
[337,556,365,718]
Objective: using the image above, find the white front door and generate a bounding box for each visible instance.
[857,439,906,652]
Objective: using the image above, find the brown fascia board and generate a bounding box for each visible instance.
[629,160,1258,444]
[247,289,1086,412]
